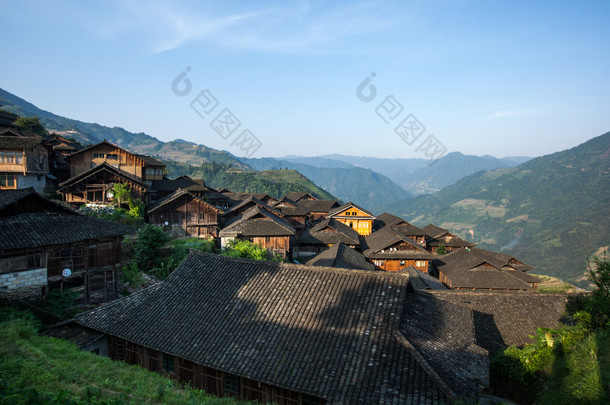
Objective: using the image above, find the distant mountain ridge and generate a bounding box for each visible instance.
[280,152,530,195]
[379,132,610,286]
[241,157,411,212]
[0,88,249,169]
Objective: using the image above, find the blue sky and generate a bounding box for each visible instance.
[1,0,609,159]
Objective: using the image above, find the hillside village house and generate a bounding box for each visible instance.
[147,189,224,238]
[58,140,164,205]
[297,218,360,256]
[327,202,375,236]
[296,199,340,221]
[0,127,52,193]
[0,188,135,302]
[421,224,475,253]
[361,226,435,272]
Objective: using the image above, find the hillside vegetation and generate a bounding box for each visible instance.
[241,157,409,211]
[163,161,337,200]
[0,308,239,405]
[381,132,610,286]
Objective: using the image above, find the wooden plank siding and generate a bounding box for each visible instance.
[108,337,326,405]
[371,258,430,273]
[246,236,291,258]
[148,195,220,238]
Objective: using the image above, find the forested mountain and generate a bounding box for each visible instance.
[379,132,610,286]
[284,152,529,195]
[241,157,411,212]
[0,88,249,169]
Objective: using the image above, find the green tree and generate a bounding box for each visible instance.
[14,116,48,136]
[134,225,171,272]
[588,254,610,299]
[112,183,131,208]
[436,244,447,255]
[221,239,284,262]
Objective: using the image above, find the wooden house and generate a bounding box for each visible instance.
[147,177,229,209]
[361,226,434,272]
[222,192,278,207]
[303,243,374,271]
[296,200,340,221]
[0,128,52,193]
[65,140,165,181]
[272,197,309,232]
[327,202,375,236]
[433,248,535,290]
[297,218,360,256]
[57,163,149,206]
[74,251,492,403]
[0,189,135,302]
[219,206,295,257]
[421,224,475,253]
[147,189,224,238]
[469,247,539,288]
[221,196,284,224]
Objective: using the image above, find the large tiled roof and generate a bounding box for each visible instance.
[376,212,409,227]
[75,252,449,403]
[427,291,570,355]
[220,206,295,237]
[273,197,310,216]
[434,249,531,290]
[328,201,375,218]
[304,243,375,271]
[421,224,475,248]
[362,227,434,260]
[297,199,340,213]
[147,189,224,214]
[298,218,360,246]
[421,224,448,239]
[0,212,136,250]
[0,188,37,211]
[0,135,42,149]
[400,292,488,398]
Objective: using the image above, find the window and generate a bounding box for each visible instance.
[162,353,175,373]
[93,153,105,159]
[224,373,240,395]
[107,153,118,160]
[416,260,426,268]
[0,152,22,164]
[0,173,16,189]
[125,341,138,365]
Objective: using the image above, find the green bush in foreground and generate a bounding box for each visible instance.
[0,310,240,404]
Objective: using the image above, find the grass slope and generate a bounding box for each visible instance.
[380,132,610,286]
[0,314,238,404]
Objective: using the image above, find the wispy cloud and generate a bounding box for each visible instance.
[95,0,400,54]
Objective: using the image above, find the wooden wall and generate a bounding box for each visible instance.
[247,236,291,257]
[148,196,220,237]
[370,258,429,273]
[108,337,325,405]
[69,144,163,180]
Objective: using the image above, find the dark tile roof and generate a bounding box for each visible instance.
[470,247,535,272]
[149,178,209,193]
[400,292,488,398]
[297,199,340,213]
[0,188,75,217]
[376,212,409,227]
[223,192,273,206]
[298,218,360,246]
[328,201,375,218]
[58,163,148,189]
[75,252,449,403]
[304,243,375,271]
[427,291,570,355]
[434,249,532,290]
[273,197,310,216]
[147,189,224,214]
[390,223,427,237]
[0,212,136,250]
[0,135,43,149]
[134,153,165,167]
[221,196,283,218]
[285,191,317,202]
[220,206,295,237]
[422,224,475,248]
[421,224,448,239]
[402,267,447,291]
[0,111,19,127]
[362,227,434,260]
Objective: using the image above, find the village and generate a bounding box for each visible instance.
[0,111,576,403]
